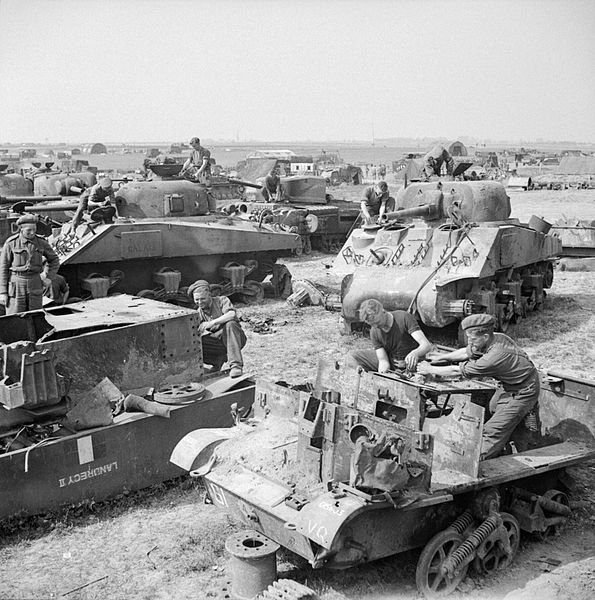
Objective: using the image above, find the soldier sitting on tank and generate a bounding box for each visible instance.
[180,137,212,183]
[346,299,433,373]
[417,314,541,460]
[0,214,60,315]
[261,168,282,202]
[188,280,247,379]
[360,181,396,224]
[422,144,455,179]
[71,177,115,229]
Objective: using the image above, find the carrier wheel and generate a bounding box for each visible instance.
[473,513,520,575]
[416,530,468,598]
[536,490,569,540]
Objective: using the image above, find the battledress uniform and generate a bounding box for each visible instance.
[459,327,540,460]
[0,224,60,314]
[194,294,246,371]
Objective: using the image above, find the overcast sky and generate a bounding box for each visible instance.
[1,0,593,144]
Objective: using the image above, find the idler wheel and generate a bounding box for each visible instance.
[535,489,570,540]
[416,529,468,598]
[473,512,520,575]
[154,382,206,405]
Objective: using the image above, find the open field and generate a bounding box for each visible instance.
[1,189,594,599]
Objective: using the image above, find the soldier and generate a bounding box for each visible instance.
[261,168,282,202]
[417,314,540,460]
[360,181,395,224]
[72,177,115,229]
[180,137,212,183]
[422,144,454,179]
[0,215,60,314]
[346,299,433,372]
[188,280,247,378]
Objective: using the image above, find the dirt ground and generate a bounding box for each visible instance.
[1,188,594,599]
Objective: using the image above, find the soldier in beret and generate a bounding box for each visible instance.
[0,214,60,314]
[418,313,540,460]
[188,280,246,378]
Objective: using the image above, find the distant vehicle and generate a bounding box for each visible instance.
[71,148,81,155]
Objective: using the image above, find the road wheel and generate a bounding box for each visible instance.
[416,530,468,598]
[473,513,520,575]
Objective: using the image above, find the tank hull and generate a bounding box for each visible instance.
[334,181,562,329]
[50,217,301,298]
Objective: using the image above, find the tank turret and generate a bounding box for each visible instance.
[334,181,562,331]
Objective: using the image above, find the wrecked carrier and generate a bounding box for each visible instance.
[172,359,595,597]
[0,295,254,520]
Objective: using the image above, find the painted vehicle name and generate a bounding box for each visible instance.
[58,461,118,487]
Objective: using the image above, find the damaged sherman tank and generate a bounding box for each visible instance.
[334,181,562,331]
[0,295,254,521]
[44,168,300,303]
[225,176,361,254]
[172,358,595,598]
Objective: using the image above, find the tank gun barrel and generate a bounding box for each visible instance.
[384,202,442,221]
[226,178,263,190]
[1,195,63,204]
[20,202,79,213]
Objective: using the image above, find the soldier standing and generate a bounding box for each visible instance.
[0,215,60,314]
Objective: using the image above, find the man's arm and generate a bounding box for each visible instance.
[417,362,462,377]
[429,347,470,363]
[42,242,60,278]
[375,347,391,373]
[405,329,434,370]
[0,244,12,303]
[360,200,372,222]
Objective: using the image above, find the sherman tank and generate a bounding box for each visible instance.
[45,173,300,303]
[334,181,562,331]
[172,358,594,598]
[224,176,361,254]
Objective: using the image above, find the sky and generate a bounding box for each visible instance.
[0,0,594,144]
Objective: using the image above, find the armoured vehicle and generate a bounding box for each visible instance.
[227,176,361,254]
[143,163,256,205]
[334,181,562,331]
[46,173,300,303]
[172,358,594,598]
[551,217,595,257]
[0,295,254,521]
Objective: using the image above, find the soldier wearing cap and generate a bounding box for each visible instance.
[180,137,212,183]
[418,313,540,460]
[0,214,60,314]
[188,280,246,378]
[72,177,115,229]
[360,181,395,224]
